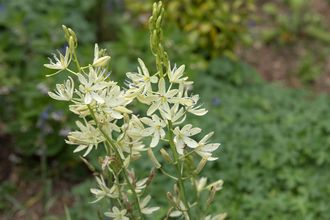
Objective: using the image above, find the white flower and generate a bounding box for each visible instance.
[126,58,158,97]
[147,78,178,116]
[77,69,110,104]
[118,136,147,157]
[141,115,166,147]
[48,76,74,101]
[90,176,119,203]
[66,120,104,156]
[173,124,201,154]
[159,103,186,124]
[195,132,220,161]
[140,195,160,215]
[168,64,192,84]
[101,85,132,119]
[104,207,129,220]
[44,47,71,74]
[186,94,208,116]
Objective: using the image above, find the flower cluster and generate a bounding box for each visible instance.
[45,2,225,219]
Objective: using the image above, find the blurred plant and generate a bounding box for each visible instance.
[0,0,96,157]
[295,53,323,84]
[125,0,256,59]
[45,2,225,219]
[262,0,330,45]
[208,57,261,86]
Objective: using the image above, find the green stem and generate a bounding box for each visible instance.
[167,121,191,218]
[87,105,144,219]
[72,50,81,71]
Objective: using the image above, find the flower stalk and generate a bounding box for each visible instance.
[44,1,225,220]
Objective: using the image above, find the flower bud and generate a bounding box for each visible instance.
[160,148,172,163]
[148,148,161,169]
[93,56,111,67]
[193,157,208,175]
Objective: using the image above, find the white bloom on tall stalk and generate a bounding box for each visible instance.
[101,85,132,119]
[173,124,201,154]
[66,120,105,157]
[167,64,192,85]
[126,58,158,97]
[104,207,129,220]
[120,115,145,140]
[44,47,71,73]
[141,114,166,147]
[77,70,108,104]
[90,176,119,203]
[140,195,160,215]
[45,11,223,218]
[195,132,220,161]
[159,103,186,124]
[147,78,178,115]
[186,94,208,116]
[48,76,74,101]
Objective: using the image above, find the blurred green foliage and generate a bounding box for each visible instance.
[262,0,330,45]
[193,68,330,219]
[0,0,96,156]
[126,0,255,59]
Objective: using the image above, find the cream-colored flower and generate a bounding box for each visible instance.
[140,195,160,215]
[101,85,132,119]
[66,120,104,156]
[104,207,129,220]
[159,103,186,124]
[173,124,201,154]
[195,132,220,161]
[44,47,71,73]
[48,76,74,101]
[141,114,166,147]
[77,71,109,104]
[168,64,192,84]
[186,94,208,116]
[90,176,119,203]
[147,78,178,116]
[126,58,158,97]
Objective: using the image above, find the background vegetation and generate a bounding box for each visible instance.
[1,0,330,219]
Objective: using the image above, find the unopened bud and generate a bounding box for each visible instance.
[194,157,208,175]
[160,148,172,163]
[148,148,161,169]
[69,36,75,52]
[93,56,111,67]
